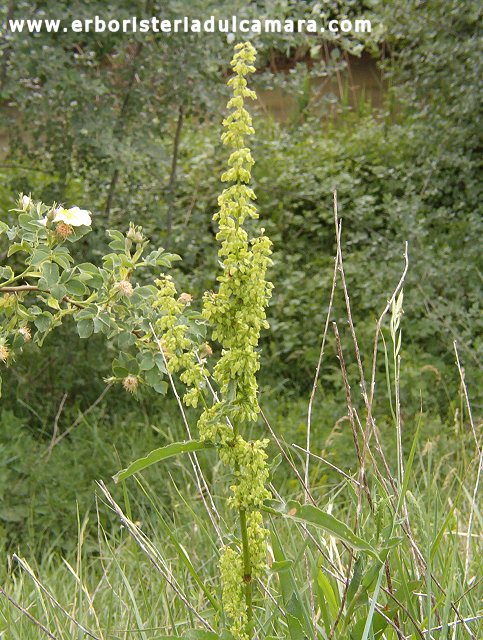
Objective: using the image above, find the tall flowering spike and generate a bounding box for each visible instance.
[203,41,273,425]
[200,41,272,640]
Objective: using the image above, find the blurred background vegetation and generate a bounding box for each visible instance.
[0,0,481,550]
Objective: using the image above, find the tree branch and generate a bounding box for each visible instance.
[0,285,85,309]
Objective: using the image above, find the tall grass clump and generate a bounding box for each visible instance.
[0,42,481,640]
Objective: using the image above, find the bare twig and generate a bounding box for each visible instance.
[45,383,113,451]
[367,243,409,430]
[268,483,345,584]
[380,585,425,640]
[292,444,361,488]
[96,480,216,632]
[0,285,85,309]
[332,321,372,511]
[328,322,372,640]
[305,229,339,500]
[422,614,483,637]
[328,550,354,640]
[259,407,317,505]
[47,392,68,458]
[61,558,106,640]
[331,194,474,636]
[454,342,482,585]
[303,242,338,635]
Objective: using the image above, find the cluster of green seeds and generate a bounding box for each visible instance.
[199,41,273,639]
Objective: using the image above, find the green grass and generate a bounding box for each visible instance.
[1,371,481,638]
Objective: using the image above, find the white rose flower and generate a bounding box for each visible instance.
[53,206,92,227]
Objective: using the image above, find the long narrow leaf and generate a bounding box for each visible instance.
[113,440,213,483]
[266,500,379,560]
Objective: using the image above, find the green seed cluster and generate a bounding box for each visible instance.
[222,437,271,511]
[152,275,207,406]
[219,547,248,640]
[202,43,273,425]
[199,42,273,639]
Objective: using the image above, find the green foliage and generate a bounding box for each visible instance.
[0,6,482,640]
[0,0,374,236]
[1,382,481,638]
[0,400,189,549]
[167,106,481,417]
[0,196,190,397]
[114,439,213,483]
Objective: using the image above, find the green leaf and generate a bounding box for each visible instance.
[114,352,138,375]
[112,364,128,378]
[49,283,67,301]
[267,500,379,560]
[77,318,94,339]
[145,367,163,387]
[34,312,53,333]
[52,252,73,270]
[39,262,60,290]
[65,278,87,296]
[131,285,157,305]
[350,612,387,640]
[117,331,136,348]
[137,351,155,371]
[18,213,37,230]
[0,265,14,282]
[107,229,126,251]
[93,312,111,334]
[270,531,314,639]
[317,569,339,620]
[30,248,50,266]
[75,306,96,321]
[77,263,103,289]
[66,225,91,242]
[152,380,168,395]
[153,353,167,373]
[270,560,293,573]
[347,556,364,606]
[113,440,214,483]
[286,593,310,640]
[7,242,30,257]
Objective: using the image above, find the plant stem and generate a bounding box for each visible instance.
[239,507,253,633]
[166,103,184,245]
[0,285,85,309]
[0,267,33,288]
[233,418,254,633]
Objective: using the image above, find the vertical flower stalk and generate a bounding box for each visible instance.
[200,42,273,639]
